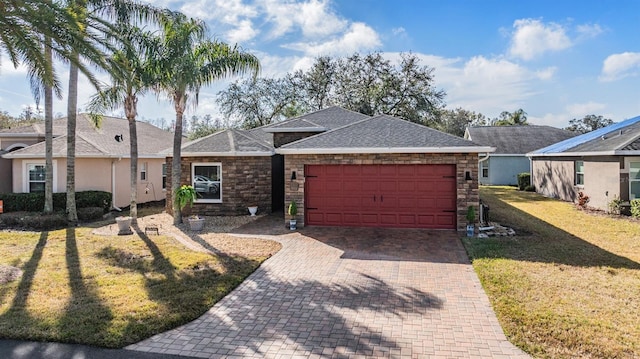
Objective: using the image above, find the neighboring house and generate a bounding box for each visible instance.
[1,114,173,209]
[169,106,494,231]
[464,125,576,185]
[527,116,640,211]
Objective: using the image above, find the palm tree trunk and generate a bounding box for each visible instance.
[44,36,54,214]
[125,95,138,224]
[66,60,78,224]
[171,93,185,225]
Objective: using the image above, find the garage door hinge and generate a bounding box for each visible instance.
[443,210,456,213]
[306,207,318,210]
[305,175,318,178]
[443,175,456,178]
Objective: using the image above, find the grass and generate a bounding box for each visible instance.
[0,226,280,348]
[463,186,640,358]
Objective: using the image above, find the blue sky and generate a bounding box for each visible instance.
[1,0,639,128]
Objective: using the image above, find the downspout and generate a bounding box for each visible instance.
[111,158,122,211]
[478,153,490,184]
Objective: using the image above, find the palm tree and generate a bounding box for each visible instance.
[492,109,529,126]
[153,13,260,224]
[88,26,157,224]
[63,0,163,223]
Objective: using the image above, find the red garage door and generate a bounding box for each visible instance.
[305,164,457,229]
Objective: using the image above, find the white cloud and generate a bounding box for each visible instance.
[600,52,640,82]
[392,27,406,36]
[566,101,606,117]
[384,53,544,118]
[226,19,259,43]
[260,0,347,39]
[576,23,604,38]
[535,66,556,80]
[508,19,572,60]
[531,102,609,127]
[283,22,381,56]
[177,0,259,43]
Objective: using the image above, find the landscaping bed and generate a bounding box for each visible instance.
[463,186,640,358]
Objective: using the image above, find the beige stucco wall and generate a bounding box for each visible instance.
[532,158,622,211]
[0,137,41,152]
[11,157,166,208]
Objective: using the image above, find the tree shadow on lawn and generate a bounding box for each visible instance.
[467,198,640,269]
[0,229,115,346]
[91,224,265,346]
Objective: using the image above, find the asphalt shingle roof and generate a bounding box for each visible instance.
[261,106,369,131]
[530,115,640,155]
[180,128,274,155]
[279,114,486,151]
[3,114,173,158]
[465,125,576,154]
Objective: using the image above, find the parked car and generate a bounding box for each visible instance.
[194,175,219,193]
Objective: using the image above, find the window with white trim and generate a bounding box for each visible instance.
[27,164,46,193]
[629,162,640,200]
[162,163,167,189]
[192,163,222,202]
[575,161,584,186]
[140,162,148,181]
[480,160,489,178]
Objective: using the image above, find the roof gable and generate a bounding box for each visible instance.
[3,114,173,158]
[530,115,640,155]
[278,115,492,154]
[466,125,576,154]
[179,128,274,156]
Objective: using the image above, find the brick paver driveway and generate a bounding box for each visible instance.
[128,216,529,358]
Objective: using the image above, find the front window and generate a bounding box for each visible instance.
[28,164,45,193]
[481,160,489,178]
[192,163,222,202]
[575,161,584,186]
[630,162,640,200]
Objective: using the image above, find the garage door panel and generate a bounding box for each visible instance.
[398,215,416,225]
[305,164,457,229]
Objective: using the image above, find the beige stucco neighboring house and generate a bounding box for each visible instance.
[527,115,640,211]
[1,114,173,209]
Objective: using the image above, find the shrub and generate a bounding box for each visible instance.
[0,212,67,230]
[630,199,640,218]
[524,185,536,192]
[576,191,590,210]
[0,191,111,213]
[607,196,623,215]
[77,207,105,221]
[517,172,531,191]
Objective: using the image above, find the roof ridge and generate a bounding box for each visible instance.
[227,130,236,151]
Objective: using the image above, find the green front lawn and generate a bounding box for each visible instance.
[0,227,280,348]
[463,186,640,358]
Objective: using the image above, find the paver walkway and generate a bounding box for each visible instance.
[128,216,529,358]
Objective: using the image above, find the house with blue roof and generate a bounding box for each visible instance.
[527,116,640,211]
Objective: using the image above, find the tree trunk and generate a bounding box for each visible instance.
[66,60,78,224]
[44,36,53,214]
[171,92,185,225]
[125,95,138,224]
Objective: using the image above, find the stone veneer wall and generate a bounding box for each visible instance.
[166,156,272,216]
[284,153,479,231]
